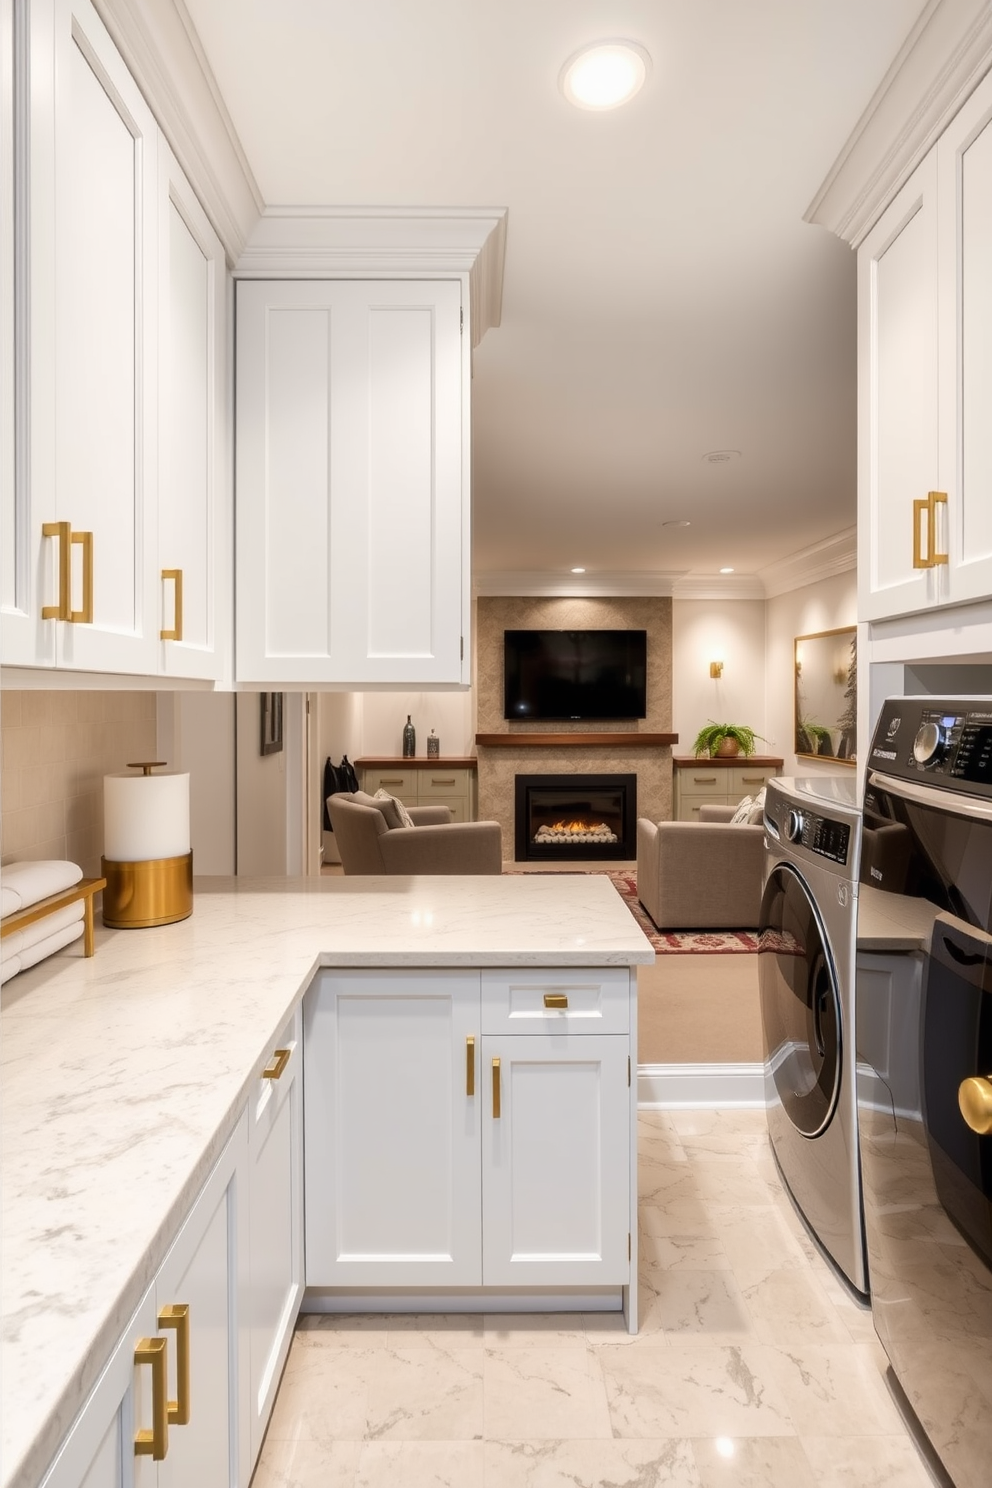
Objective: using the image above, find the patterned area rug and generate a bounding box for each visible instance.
[605,873,759,954]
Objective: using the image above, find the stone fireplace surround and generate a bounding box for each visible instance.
[475,596,675,860]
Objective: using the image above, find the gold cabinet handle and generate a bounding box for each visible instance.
[492,1056,501,1118]
[544,993,568,1009]
[158,1303,190,1426]
[262,1048,291,1080]
[380,778,405,785]
[959,1075,992,1135]
[431,778,456,785]
[134,1335,169,1459]
[913,490,948,570]
[68,529,93,623]
[160,568,183,641]
[41,521,71,620]
[466,1035,475,1096]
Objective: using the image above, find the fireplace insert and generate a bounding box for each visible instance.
[514,773,637,862]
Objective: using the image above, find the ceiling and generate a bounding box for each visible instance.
[183,0,926,585]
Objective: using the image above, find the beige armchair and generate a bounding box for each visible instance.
[636,803,765,930]
[327,793,503,875]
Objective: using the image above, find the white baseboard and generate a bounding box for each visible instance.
[638,1062,765,1108]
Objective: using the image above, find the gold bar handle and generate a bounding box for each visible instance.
[158,1303,190,1426]
[379,778,404,785]
[160,568,183,641]
[928,490,948,565]
[544,993,568,1009]
[431,778,456,785]
[134,1335,169,1459]
[492,1056,501,1119]
[41,521,71,620]
[466,1035,475,1096]
[262,1048,291,1080]
[69,529,93,623]
[912,497,930,568]
[913,491,948,570]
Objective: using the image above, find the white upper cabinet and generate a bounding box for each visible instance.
[235,278,469,687]
[859,66,992,626]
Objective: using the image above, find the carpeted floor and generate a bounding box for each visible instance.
[606,872,758,954]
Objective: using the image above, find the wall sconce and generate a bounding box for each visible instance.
[709,660,724,679]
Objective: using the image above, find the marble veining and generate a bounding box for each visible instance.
[1,874,651,1488]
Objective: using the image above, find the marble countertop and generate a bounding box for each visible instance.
[856,886,939,953]
[1,873,652,1488]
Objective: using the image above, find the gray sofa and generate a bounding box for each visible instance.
[327,792,503,875]
[636,803,765,930]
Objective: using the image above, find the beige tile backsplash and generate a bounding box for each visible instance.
[1,691,158,877]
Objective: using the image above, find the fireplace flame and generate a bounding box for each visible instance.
[551,819,609,835]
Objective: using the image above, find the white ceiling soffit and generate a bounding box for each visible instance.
[473,570,764,600]
[236,207,508,349]
[757,526,857,598]
[807,0,992,244]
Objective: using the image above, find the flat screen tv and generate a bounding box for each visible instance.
[503,630,648,721]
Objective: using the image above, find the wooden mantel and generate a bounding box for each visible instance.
[475,733,678,747]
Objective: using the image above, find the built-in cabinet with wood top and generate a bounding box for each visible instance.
[859,66,992,625]
[672,756,783,822]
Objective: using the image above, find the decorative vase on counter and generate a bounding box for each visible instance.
[427,729,440,758]
[402,715,416,757]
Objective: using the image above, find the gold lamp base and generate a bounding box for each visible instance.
[101,852,193,929]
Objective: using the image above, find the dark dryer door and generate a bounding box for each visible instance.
[759,863,842,1137]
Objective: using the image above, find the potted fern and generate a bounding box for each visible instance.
[691,721,764,759]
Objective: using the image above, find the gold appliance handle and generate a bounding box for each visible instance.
[959,1075,992,1135]
[69,529,93,623]
[158,1303,190,1426]
[41,521,71,620]
[466,1035,475,1096]
[134,1335,169,1459]
[160,568,183,641]
[544,993,568,1009]
[262,1048,291,1080]
[492,1056,501,1119]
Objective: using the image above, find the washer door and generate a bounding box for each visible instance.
[759,862,841,1137]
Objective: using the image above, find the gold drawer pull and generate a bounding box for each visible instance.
[913,490,948,569]
[431,778,456,785]
[692,775,717,784]
[741,776,765,784]
[158,1303,190,1426]
[544,993,569,1009]
[959,1075,992,1135]
[492,1056,501,1119]
[262,1047,291,1080]
[160,568,183,641]
[42,521,71,619]
[134,1335,169,1459]
[466,1035,475,1096]
[379,778,405,786]
[69,529,93,623]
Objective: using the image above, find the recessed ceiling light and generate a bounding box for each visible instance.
[703,450,741,464]
[720,566,735,574]
[570,566,586,574]
[662,520,691,528]
[559,41,650,111]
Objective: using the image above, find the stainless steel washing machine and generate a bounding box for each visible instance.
[759,775,868,1297]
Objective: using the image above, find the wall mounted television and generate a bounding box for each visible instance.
[503,630,648,721]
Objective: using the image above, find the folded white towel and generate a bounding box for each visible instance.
[1,919,85,984]
[1,860,83,918]
[2,900,85,962]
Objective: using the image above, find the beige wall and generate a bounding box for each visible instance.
[1,690,158,877]
[475,596,673,857]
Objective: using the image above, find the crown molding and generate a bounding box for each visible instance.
[235,206,508,348]
[757,527,857,598]
[670,575,766,601]
[806,0,992,246]
[473,571,685,598]
[94,0,262,263]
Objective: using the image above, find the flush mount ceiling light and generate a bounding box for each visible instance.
[662,519,690,528]
[719,566,735,574]
[570,566,586,574]
[559,40,650,110]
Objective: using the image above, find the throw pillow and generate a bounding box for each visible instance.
[746,787,767,825]
[729,795,754,825]
[373,788,416,830]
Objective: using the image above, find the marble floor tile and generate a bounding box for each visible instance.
[720,1207,810,1288]
[598,1341,796,1438]
[250,1439,363,1488]
[263,1341,378,1441]
[483,1345,613,1439]
[643,1267,754,1342]
[364,1344,484,1440]
[639,1197,722,1240]
[640,1231,730,1271]
[800,1435,935,1487]
[765,1341,909,1437]
[691,1433,819,1488]
[740,1269,853,1347]
[354,1439,485,1487]
[385,1313,485,1348]
[484,1437,702,1487]
[482,1312,590,1346]
[295,1314,390,1348]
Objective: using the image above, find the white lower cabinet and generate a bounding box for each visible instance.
[303,968,633,1298]
[40,1114,249,1488]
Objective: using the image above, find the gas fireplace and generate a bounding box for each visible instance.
[514,773,637,862]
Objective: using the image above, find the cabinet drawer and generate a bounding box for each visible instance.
[677,766,725,795]
[363,768,418,799]
[729,766,776,795]
[252,1006,301,1126]
[481,968,629,1035]
[418,768,471,799]
[426,795,468,823]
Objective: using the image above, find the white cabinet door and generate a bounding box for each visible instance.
[858,151,940,623]
[157,139,230,681]
[236,278,468,687]
[304,969,482,1286]
[937,69,992,609]
[247,1013,304,1466]
[155,1112,249,1488]
[40,1288,160,1488]
[481,1034,630,1287]
[46,0,159,673]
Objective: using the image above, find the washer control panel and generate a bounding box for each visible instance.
[869,698,992,797]
[771,796,852,866]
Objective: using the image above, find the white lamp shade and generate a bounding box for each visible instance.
[104,772,190,862]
